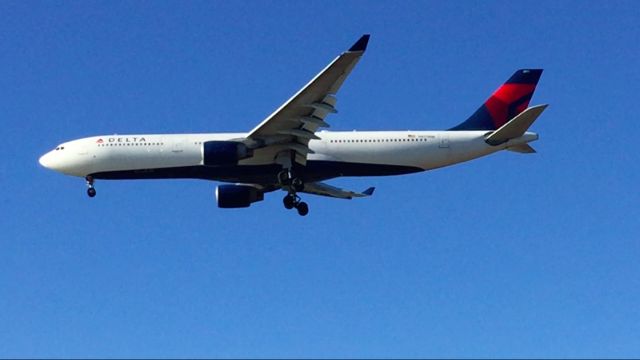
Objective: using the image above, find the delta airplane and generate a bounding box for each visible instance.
[39,35,547,216]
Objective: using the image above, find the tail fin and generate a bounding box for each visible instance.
[450,69,543,131]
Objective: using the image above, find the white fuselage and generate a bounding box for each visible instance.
[39,130,538,184]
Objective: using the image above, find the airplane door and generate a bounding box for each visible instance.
[439,134,450,148]
[172,138,185,154]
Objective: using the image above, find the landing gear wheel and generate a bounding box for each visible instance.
[296,202,309,216]
[283,194,296,209]
[85,176,96,198]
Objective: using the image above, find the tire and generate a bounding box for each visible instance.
[87,188,96,198]
[283,195,295,209]
[296,202,309,216]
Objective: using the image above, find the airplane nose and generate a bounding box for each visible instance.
[39,151,54,169]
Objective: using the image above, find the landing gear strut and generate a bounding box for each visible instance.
[85,176,96,198]
[278,170,304,189]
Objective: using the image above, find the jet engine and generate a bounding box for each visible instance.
[215,184,264,208]
[202,141,252,166]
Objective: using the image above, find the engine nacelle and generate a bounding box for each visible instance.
[202,141,252,166]
[216,184,264,208]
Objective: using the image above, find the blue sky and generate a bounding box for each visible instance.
[1,1,639,357]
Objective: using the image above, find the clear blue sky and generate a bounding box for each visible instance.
[1,1,639,357]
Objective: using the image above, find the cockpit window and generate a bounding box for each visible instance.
[55,146,65,151]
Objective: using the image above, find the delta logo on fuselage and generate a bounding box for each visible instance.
[96,137,147,144]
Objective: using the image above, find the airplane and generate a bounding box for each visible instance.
[39,34,547,216]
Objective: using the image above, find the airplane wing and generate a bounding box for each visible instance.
[301,181,375,199]
[245,35,370,166]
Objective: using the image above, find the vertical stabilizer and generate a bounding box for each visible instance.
[450,69,543,131]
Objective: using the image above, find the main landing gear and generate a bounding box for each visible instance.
[278,170,309,216]
[283,193,309,216]
[85,176,96,198]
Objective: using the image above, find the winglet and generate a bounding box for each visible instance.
[362,187,375,196]
[348,34,370,52]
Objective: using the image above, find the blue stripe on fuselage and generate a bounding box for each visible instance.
[90,160,423,184]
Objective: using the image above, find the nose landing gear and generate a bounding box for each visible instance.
[85,176,96,198]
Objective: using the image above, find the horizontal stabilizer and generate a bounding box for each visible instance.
[485,104,548,146]
[507,144,536,153]
[301,182,375,199]
[362,187,375,196]
[349,34,370,52]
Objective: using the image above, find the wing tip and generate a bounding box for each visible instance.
[362,187,375,196]
[348,34,370,52]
